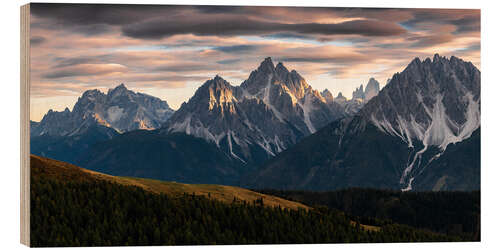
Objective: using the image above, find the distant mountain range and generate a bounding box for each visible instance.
[245,54,480,191]
[31,83,174,136]
[30,84,174,163]
[331,77,381,115]
[30,54,480,191]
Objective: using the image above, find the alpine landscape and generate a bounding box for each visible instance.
[26,4,480,246]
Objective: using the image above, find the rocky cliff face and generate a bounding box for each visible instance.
[364,78,381,101]
[163,58,345,165]
[31,84,174,137]
[248,54,480,191]
[360,54,480,190]
[352,85,365,100]
[321,89,335,104]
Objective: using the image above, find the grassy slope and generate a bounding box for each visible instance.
[30,154,309,211]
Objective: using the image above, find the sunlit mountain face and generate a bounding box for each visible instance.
[29,4,479,123]
[162,58,346,165]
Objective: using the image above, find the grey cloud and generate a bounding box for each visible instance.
[401,9,480,34]
[277,54,368,64]
[458,44,480,52]
[30,3,177,26]
[30,3,186,36]
[374,43,409,49]
[217,59,241,65]
[30,36,46,46]
[263,33,313,40]
[53,55,113,68]
[408,34,454,48]
[30,4,479,43]
[451,16,480,34]
[122,16,407,39]
[213,45,259,53]
[53,57,95,68]
[43,64,127,79]
[153,63,217,72]
[72,23,113,36]
[122,74,208,82]
[44,71,83,79]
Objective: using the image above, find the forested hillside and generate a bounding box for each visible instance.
[257,188,480,241]
[30,156,465,246]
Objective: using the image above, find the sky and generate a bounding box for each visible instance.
[29,4,480,121]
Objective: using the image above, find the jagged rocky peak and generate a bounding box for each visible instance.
[164,57,347,164]
[364,78,381,101]
[241,57,311,100]
[276,61,308,98]
[283,69,308,99]
[82,88,103,96]
[112,82,127,90]
[259,57,275,73]
[240,58,275,94]
[363,53,480,148]
[433,53,443,62]
[334,92,347,104]
[352,84,365,100]
[78,89,105,104]
[200,75,230,89]
[321,89,334,103]
[199,75,239,110]
[41,107,72,122]
[358,54,480,190]
[275,61,289,75]
[107,83,129,96]
[247,54,480,192]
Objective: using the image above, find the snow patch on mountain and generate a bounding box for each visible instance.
[365,54,481,191]
[297,93,316,133]
[227,131,246,163]
[372,92,480,152]
[262,74,285,123]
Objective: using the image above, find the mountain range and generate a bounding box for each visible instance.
[162,58,346,165]
[31,83,174,136]
[245,54,480,191]
[30,54,480,191]
[30,84,174,163]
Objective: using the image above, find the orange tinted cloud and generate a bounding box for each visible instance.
[28,4,480,121]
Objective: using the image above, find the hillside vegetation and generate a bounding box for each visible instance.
[257,188,480,240]
[31,155,465,246]
[31,155,307,210]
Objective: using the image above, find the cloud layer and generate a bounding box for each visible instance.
[29,4,480,121]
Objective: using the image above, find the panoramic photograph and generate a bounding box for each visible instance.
[26,3,480,246]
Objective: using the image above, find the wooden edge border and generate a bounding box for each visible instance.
[20,3,30,247]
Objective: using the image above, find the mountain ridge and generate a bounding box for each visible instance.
[246,54,480,191]
[163,57,346,165]
[31,83,174,137]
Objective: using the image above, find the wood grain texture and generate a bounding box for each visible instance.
[20,3,30,246]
